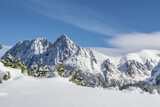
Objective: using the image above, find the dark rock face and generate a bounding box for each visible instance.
[118,60,150,78]
[101,59,123,87]
[148,62,160,85]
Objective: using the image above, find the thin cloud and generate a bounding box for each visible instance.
[105,32,160,55]
[91,32,160,56]
[10,0,129,36]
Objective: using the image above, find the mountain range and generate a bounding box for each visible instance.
[2,35,160,93]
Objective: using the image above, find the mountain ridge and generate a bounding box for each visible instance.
[2,35,160,91]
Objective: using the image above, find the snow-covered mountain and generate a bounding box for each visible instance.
[2,35,111,73]
[2,35,160,90]
[2,38,51,66]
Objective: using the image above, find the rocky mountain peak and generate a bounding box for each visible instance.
[54,34,74,46]
[48,34,78,56]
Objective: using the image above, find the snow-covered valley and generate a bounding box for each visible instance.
[0,62,160,107]
[0,53,160,107]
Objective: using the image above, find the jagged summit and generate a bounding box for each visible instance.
[18,37,49,44]
[2,37,51,65]
[2,35,80,66]
[53,34,76,47]
[56,34,71,42]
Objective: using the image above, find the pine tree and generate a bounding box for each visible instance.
[3,59,10,67]
[30,59,49,77]
[69,69,86,86]
[27,70,32,76]
[20,62,28,74]
[56,62,65,77]
[13,63,18,68]
[37,59,50,77]
[1,55,29,76]
[0,44,2,49]
[3,54,15,67]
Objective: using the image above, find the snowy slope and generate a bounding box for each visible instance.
[0,61,159,107]
[0,62,159,107]
[0,62,23,82]
[0,73,160,107]
[119,49,160,68]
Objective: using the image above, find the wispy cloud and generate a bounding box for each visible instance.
[11,0,129,36]
[104,32,160,55]
[24,1,160,55]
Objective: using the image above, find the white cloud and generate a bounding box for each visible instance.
[0,45,12,57]
[104,32,160,55]
[89,32,160,56]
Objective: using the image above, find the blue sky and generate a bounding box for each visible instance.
[1,0,160,56]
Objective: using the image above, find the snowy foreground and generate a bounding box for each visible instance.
[0,64,160,107]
